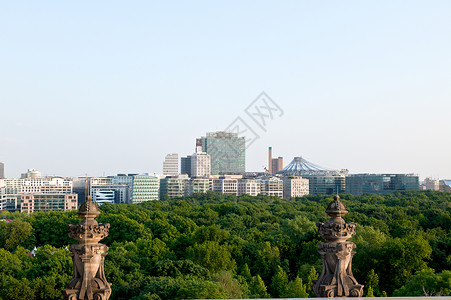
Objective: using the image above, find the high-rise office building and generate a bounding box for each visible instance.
[181,156,192,176]
[0,162,4,179]
[163,153,179,176]
[191,152,211,177]
[201,131,245,175]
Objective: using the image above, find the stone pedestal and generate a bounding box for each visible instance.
[63,197,111,300]
[313,195,364,298]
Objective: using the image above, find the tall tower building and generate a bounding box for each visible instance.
[268,147,283,174]
[190,138,211,177]
[201,131,245,175]
[0,162,4,179]
[180,156,192,176]
[272,157,284,173]
[191,152,211,177]
[268,147,273,174]
[163,153,179,176]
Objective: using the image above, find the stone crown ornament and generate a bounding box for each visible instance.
[314,195,364,298]
[63,196,112,300]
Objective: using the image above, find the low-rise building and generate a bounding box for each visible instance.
[91,184,130,204]
[130,175,160,203]
[189,178,210,195]
[282,176,309,199]
[212,177,238,195]
[20,194,78,214]
[0,195,19,212]
[238,179,261,196]
[346,174,419,195]
[424,178,440,191]
[160,175,189,199]
[260,177,283,197]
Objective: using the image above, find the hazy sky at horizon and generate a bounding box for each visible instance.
[1,1,450,179]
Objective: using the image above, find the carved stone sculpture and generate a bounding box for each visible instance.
[314,195,364,298]
[63,197,111,300]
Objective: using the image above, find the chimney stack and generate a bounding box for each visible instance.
[268,147,273,174]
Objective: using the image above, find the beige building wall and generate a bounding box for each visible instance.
[238,179,261,196]
[282,176,309,199]
[191,152,211,177]
[260,177,283,197]
[212,178,238,195]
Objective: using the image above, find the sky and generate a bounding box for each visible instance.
[1,1,450,180]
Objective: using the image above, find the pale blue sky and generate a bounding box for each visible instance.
[1,1,450,179]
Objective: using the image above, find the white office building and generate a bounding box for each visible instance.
[163,153,179,176]
[191,152,211,177]
[189,178,210,195]
[238,179,261,196]
[282,176,309,199]
[212,178,238,195]
[260,177,283,197]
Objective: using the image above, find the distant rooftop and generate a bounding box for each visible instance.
[279,156,348,176]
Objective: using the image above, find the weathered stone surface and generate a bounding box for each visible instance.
[63,197,111,300]
[314,195,363,298]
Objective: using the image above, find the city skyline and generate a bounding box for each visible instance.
[1,1,450,179]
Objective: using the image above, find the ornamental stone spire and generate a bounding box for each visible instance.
[313,195,364,298]
[63,197,111,300]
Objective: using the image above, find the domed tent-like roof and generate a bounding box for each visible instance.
[279,157,348,176]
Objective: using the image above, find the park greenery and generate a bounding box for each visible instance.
[0,190,450,299]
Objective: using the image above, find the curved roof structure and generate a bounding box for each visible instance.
[279,156,348,176]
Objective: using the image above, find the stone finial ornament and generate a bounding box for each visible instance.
[314,195,364,298]
[63,197,111,300]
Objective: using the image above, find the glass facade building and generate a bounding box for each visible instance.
[91,184,129,204]
[160,175,189,199]
[302,174,346,195]
[346,174,419,195]
[201,131,245,175]
[188,178,210,195]
[279,157,348,195]
[181,156,192,176]
[20,194,77,213]
[130,175,159,203]
[113,174,159,203]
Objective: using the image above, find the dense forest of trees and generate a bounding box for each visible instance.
[0,191,450,299]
